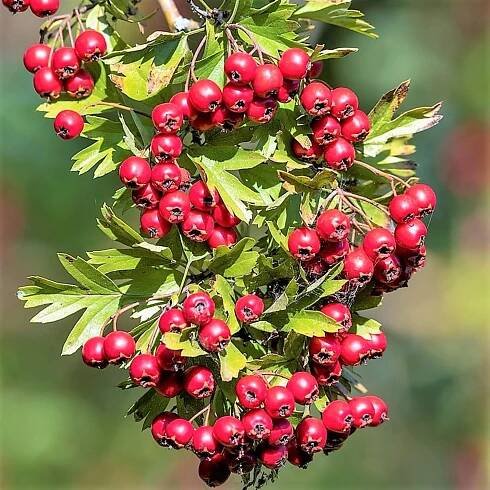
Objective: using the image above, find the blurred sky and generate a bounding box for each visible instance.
[0,0,489,489]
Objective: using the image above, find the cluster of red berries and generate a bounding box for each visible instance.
[3,0,58,16]
[151,371,388,486]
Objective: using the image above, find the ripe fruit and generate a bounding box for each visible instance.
[235,374,268,409]
[170,91,192,119]
[189,180,220,211]
[319,239,350,266]
[129,354,160,387]
[362,227,396,261]
[198,319,231,352]
[222,83,253,113]
[53,110,84,140]
[213,416,245,447]
[364,395,389,426]
[316,209,351,242]
[155,372,184,397]
[242,409,273,440]
[151,102,184,134]
[119,156,152,189]
[165,418,194,448]
[182,291,216,326]
[246,97,277,124]
[322,400,353,433]
[300,81,331,116]
[150,134,183,162]
[321,303,352,331]
[156,343,185,372]
[52,47,80,80]
[235,294,264,324]
[103,331,136,364]
[406,183,437,216]
[374,254,402,284]
[367,332,387,358]
[158,190,191,223]
[224,52,257,84]
[212,202,240,228]
[309,334,341,366]
[189,79,222,112]
[268,418,294,446]
[33,67,63,98]
[340,334,371,366]
[207,226,237,248]
[257,444,288,469]
[389,193,418,223]
[341,110,371,142]
[331,87,359,120]
[184,365,215,399]
[140,208,171,238]
[308,60,323,78]
[151,411,178,445]
[74,29,107,61]
[23,44,51,73]
[288,227,321,261]
[226,449,257,475]
[181,210,215,242]
[198,453,231,487]
[311,115,342,145]
[3,0,30,13]
[291,137,323,162]
[311,361,342,386]
[277,79,300,103]
[287,442,314,468]
[296,417,327,454]
[264,386,295,418]
[81,336,107,368]
[151,162,182,192]
[303,257,328,277]
[158,308,188,333]
[132,183,161,209]
[323,137,355,171]
[343,247,374,285]
[192,426,220,458]
[64,69,95,98]
[252,64,283,97]
[278,48,310,80]
[287,371,319,405]
[29,0,59,17]
[349,396,375,428]
[394,218,427,251]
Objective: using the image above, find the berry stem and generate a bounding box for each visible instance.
[225,23,264,64]
[111,302,140,331]
[189,403,212,423]
[340,190,390,216]
[258,371,291,380]
[73,9,85,31]
[189,35,207,83]
[94,102,151,119]
[354,159,410,190]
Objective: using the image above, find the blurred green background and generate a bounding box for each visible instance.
[1,0,489,488]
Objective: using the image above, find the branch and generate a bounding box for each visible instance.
[156,0,200,32]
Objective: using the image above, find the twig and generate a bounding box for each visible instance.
[93,101,151,118]
[226,23,264,63]
[259,371,290,380]
[342,190,390,215]
[156,0,200,32]
[112,302,140,331]
[355,160,410,190]
[189,404,212,423]
[190,35,207,82]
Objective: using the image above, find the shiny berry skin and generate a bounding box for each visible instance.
[189,180,220,211]
[246,97,278,124]
[129,354,160,387]
[170,91,192,119]
[222,83,253,113]
[212,202,240,228]
[276,78,300,103]
[308,60,323,78]
[288,227,321,261]
[192,426,220,458]
[349,396,375,428]
[155,372,184,397]
[341,110,371,142]
[242,409,273,440]
[331,87,359,120]
[318,239,350,266]
[343,247,374,285]
[158,308,188,333]
[207,226,237,248]
[278,48,310,80]
[140,208,171,238]
[64,69,94,98]
[309,334,341,366]
[367,332,387,358]
[189,79,222,113]
[151,412,178,445]
[182,210,215,242]
[132,183,161,209]
[389,193,418,223]
[198,453,231,487]
[158,190,191,223]
[252,64,283,98]
[287,441,314,468]
[364,395,389,426]
[23,44,51,73]
[394,218,427,251]
[33,67,63,98]
[74,29,107,61]
[316,209,351,242]
[287,372,319,405]
[3,0,29,12]
[300,81,331,116]
[264,386,295,418]
[81,336,107,368]
[311,361,342,386]
[340,334,371,366]
[321,303,352,331]
[406,183,437,216]
[103,331,136,364]
[150,134,183,162]
[296,417,327,454]
[311,115,342,145]
[268,418,294,447]
[374,254,402,284]
[213,416,245,447]
[119,156,151,189]
[323,137,356,171]
[235,294,264,324]
[322,400,353,433]
[182,291,216,326]
[198,319,231,352]
[257,444,288,469]
[224,52,257,84]
[235,374,268,409]
[291,137,323,162]
[165,418,194,449]
[184,365,215,399]
[362,227,396,262]
[53,110,84,140]
[151,162,181,192]
[52,47,80,80]
[151,102,183,134]
[30,0,58,16]
[156,343,185,372]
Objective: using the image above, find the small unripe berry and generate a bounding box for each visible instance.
[81,336,107,368]
[198,319,231,352]
[300,81,331,116]
[235,374,268,409]
[53,110,84,140]
[129,354,160,387]
[288,227,321,261]
[316,209,351,242]
[278,48,311,80]
[103,331,136,364]
[264,386,295,418]
[287,371,319,405]
[182,291,216,326]
[184,365,215,399]
[235,294,264,323]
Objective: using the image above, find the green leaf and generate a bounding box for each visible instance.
[278,169,336,193]
[163,332,206,357]
[208,238,259,278]
[352,314,381,339]
[283,310,340,336]
[219,342,247,381]
[247,353,288,371]
[212,275,240,334]
[97,204,145,246]
[87,248,170,274]
[249,321,276,333]
[284,331,305,360]
[311,46,358,61]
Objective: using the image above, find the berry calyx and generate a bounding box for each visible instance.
[320,303,352,331]
[53,110,84,140]
[331,87,359,120]
[74,29,107,61]
[119,156,152,189]
[340,334,371,366]
[252,64,283,98]
[222,83,254,113]
[64,69,95,98]
[264,386,295,418]
[151,162,182,192]
[341,110,371,142]
[52,47,80,80]
[287,371,319,405]
[236,374,268,409]
[81,336,107,369]
[406,183,437,216]
[150,134,183,162]
[129,354,160,387]
[213,416,245,447]
[224,52,257,84]
[184,365,215,399]
[300,81,331,116]
[235,294,264,323]
[103,331,136,364]
[288,227,321,261]
[189,79,222,112]
[182,291,216,326]
[278,48,310,80]
[394,218,427,251]
[181,210,215,242]
[296,417,327,454]
[323,137,355,171]
[33,67,63,98]
[23,44,51,73]
[242,409,273,440]
[349,396,375,428]
[198,318,231,352]
[3,0,30,13]
[165,418,194,449]
[189,180,220,211]
[362,227,396,262]
[315,209,351,242]
[158,308,188,334]
[309,334,341,366]
[158,190,191,224]
[322,400,353,433]
[311,115,341,145]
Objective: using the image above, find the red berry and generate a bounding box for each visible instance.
[189,79,222,112]
[264,386,295,418]
[158,308,188,334]
[182,291,215,326]
[3,0,29,12]
[300,81,331,116]
[218,107,245,131]
[140,208,171,238]
[184,365,215,399]
[287,441,314,468]
[151,411,178,445]
[322,400,353,433]
[308,60,323,78]
[23,44,51,73]
[288,227,321,261]
[226,449,257,475]
[331,87,359,120]
[323,137,355,171]
[276,79,300,103]
[222,83,254,113]
[406,183,437,216]
[52,47,80,80]
[150,134,183,162]
[207,226,237,248]
[341,110,371,142]
[198,318,231,352]
[296,417,327,454]
[287,371,319,405]
[374,254,402,284]
[181,210,215,242]
[170,91,193,119]
[119,156,151,189]
[129,354,160,387]
[278,48,310,80]
[394,218,427,251]
[311,361,342,386]
[192,425,220,458]
[389,194,418,223]
[189,180,220,211]
[225,52,257,84]
[311,115,341,145]
[398,245,426,270]
[212,202,240,228]
[343,247,374,285]
[189,110,217,132]
[362,227,396,262]
[235,294,264,324]
[198,453,231,487]
[318,239,350,265]
[156,343,185,372]
[151,162,181,192]
[340,334,371,366]
[268,418,294,446]
[367,332,387,358]
[151,102,183,134]
[242,409,273,440]
[165,418,194,449]
[291,137,323,162]
[81,336,107,368]
[74,29,107,62]
[246,97,278,124]
[132,183,161,209]
[364,395,389,426]
[155,371,184,397]
[103,331,136,364]
[29,0,58,16]
[309,334,341,366]
[53,110,84,140]
[320,303,352,331]
[213,416,245,447]
[252,64,283,98]
[33,67,63,98]
[316,209,351,242]
[64,69,94,99]
[158,190,191,223]
[235,374,268,409]
[349,396,375,428]
[303,257,328,278]
[257,444,288,469]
